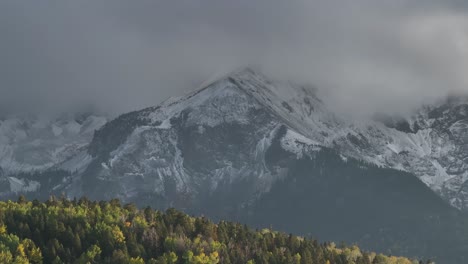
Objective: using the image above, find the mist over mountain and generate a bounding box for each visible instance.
[0,69,468,262]
[1,0,468,115]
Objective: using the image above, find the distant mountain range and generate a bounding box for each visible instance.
[1,68,468,262]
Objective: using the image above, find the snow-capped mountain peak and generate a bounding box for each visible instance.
[2,68,468,211]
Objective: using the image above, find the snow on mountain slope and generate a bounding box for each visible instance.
[0,112,107,180]
[223,70,468,210]
[49,68,462,210]
[77,69,321,206]
[2,68,468,211]
[104,69,468,209]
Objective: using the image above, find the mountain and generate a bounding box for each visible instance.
[74,68,468,210]
[1,68,468,262]
[0,112,107,196]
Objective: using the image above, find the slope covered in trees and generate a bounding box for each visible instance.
[0,197,418,264]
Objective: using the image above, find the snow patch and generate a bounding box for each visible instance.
[386,143,400,154]
[340,154,348,162]
[101,163,110,170]
[156,119,171,129]
[8,177,40,193]
[281,129,321,158]
[59,151,93,173]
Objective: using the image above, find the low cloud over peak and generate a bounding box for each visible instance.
[1,0,467,116]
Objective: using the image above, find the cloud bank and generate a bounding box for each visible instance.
[1,0,468,115]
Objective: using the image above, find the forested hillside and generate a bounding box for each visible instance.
[0,197,419,264]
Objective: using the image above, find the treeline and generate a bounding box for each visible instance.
[0,196,420,264]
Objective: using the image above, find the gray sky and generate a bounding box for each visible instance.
[1,0,468,115]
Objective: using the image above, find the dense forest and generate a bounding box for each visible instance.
[0,197,421,264]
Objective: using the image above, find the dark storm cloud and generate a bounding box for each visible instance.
[1,0,468,115]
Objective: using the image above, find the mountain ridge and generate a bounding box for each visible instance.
[2,68,468,209]
[2,68,468,262]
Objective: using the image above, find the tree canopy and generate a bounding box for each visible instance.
[0,196,420,264]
